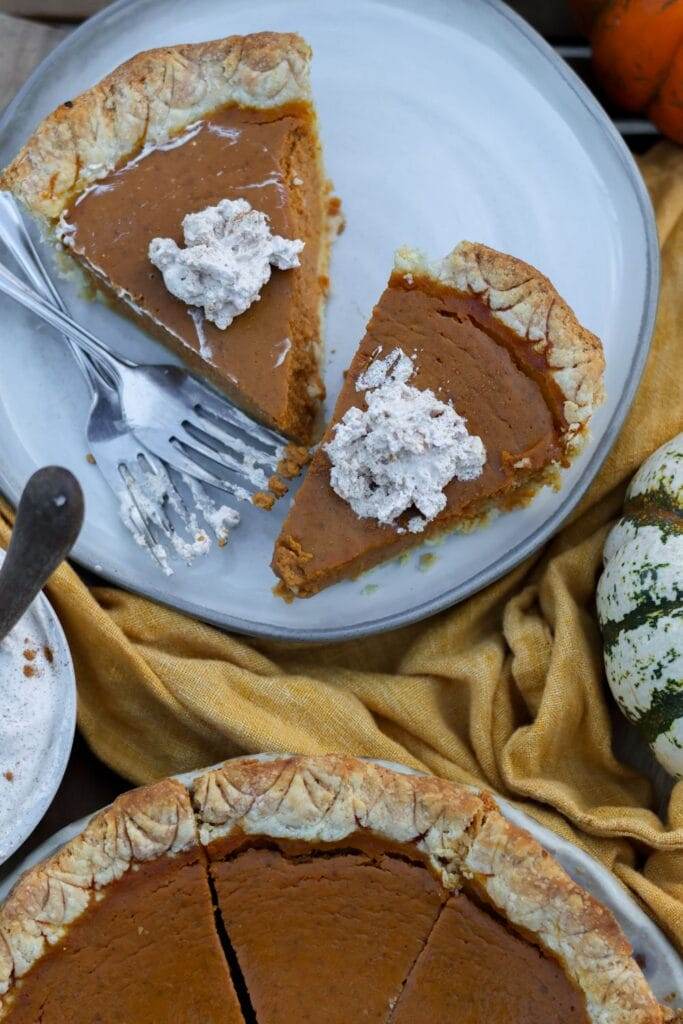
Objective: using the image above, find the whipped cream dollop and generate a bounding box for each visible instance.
[148,198,304,330]
[324,349,486,534]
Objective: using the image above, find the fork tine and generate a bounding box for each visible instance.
[149,454,241,544]
[174,432,269,489]
[182,473,240,542]
[118,463,173,576]
[168,445,253,501]
[182,376,290,451]
[130,465,176,538]
[181,413,281,471]
[143,453,194,529]
[122,460,190,555]
[129,456,217,565]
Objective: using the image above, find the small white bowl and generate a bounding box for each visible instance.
[0,550,76,864]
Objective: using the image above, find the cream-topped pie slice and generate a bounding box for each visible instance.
[0,33,341,444]
[273,242,605,597]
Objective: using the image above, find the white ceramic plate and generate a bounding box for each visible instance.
[0,0,658,640]
[0,755,680,1011]
[0,550,76,865]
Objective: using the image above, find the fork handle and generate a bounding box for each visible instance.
[0,194,123,391]
[0,259,134,380]
[0,467,84,644]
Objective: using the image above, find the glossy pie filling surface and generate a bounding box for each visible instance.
[3,835,588,1024]
[273,273,567,596]
[64,104,328,443]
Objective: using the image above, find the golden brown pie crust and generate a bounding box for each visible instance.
[0,34,315,219]
[0,756,669,1023]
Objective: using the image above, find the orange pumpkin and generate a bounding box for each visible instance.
[569,0,683,143]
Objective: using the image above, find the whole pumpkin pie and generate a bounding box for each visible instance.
[0,33,340,443]
[273,242,605,596]
[0,755,672,1023]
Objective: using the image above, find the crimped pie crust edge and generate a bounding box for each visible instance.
[0,32,312,219]
[0,755,668,1024]
[395,242,606,445]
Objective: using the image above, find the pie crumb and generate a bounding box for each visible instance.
[253,491,276,511]
[278,444,311,479]
[268,475,289,498]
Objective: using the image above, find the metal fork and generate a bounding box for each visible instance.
[0,204,246,574]
[0,193,295,503]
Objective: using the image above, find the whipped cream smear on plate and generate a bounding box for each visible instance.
[325,348,486,534]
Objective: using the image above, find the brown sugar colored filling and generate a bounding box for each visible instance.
[273,274,568,597]
[2,849,245,1024]
[64,104,329,444]
[207,836,589,1024]
[2,835,588,1023]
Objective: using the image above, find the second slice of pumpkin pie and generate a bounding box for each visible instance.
[273,241,605,598]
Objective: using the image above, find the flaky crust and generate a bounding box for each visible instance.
[0,32,312,219]
[0,779,194,1010]
[395,242,606,445]
[0,757,669,1023]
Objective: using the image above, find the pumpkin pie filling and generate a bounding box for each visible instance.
[206,834,589,1024]
[0,757,665,1024]
[0,837,590,1024]
[2,849,245,1024]
[273,269,570,597]
[392,892,589,1023]
[208,841,444,1024]
[61,104,329,443]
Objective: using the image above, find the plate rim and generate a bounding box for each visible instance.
[0,754,680,1005]
[0,0,660,642]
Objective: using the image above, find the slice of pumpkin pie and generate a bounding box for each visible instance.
[273,242,605,597]
[0,33,340,443]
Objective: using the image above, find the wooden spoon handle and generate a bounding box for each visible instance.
[0,467,84,643]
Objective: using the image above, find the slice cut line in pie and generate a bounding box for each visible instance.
[0,33,340,444]
[0,755,671,1023]
[273,242,606,597]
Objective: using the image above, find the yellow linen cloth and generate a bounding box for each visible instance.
[1,143,682,950]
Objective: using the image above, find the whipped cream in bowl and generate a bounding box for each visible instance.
[0,552,75,865]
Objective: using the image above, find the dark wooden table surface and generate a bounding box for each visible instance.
[0,0,664,884]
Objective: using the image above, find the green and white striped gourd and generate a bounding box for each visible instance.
[596,432,683,777]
